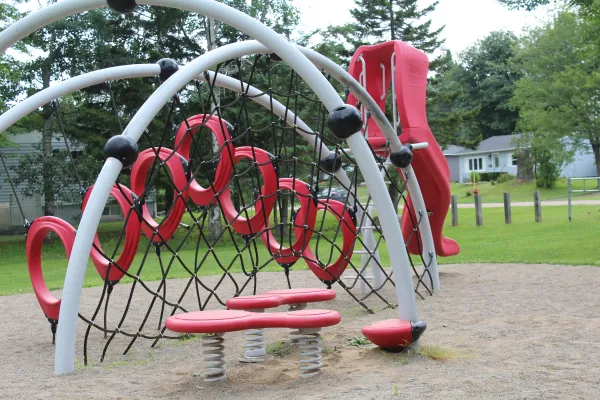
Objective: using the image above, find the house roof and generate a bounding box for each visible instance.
[443,134,522,156]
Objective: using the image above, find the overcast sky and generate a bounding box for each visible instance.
[296,0,555,56]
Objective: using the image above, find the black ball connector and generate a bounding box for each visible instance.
[410,320,427,342]
[390,145,414,169]
[157,58,179,83]
[327,105,363,140]
[269,53,283,62]
[104,135,138,169]
[319,151,342,174]
[107,0,137,14]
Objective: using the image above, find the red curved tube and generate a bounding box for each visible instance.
[302,200,357,282]
[26,216,76,321]
[174,114,235,206]
[82,184,141,282]
[219,146,278,236]
[130,148,190,243]
[260,178,317,266]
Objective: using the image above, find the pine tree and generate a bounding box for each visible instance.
[350,0,446,69]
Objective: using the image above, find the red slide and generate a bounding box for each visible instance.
[346,41,459,257]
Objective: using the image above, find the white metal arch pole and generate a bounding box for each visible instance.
[298,46,441,291]
[0,65,160,134]
[0,0,420,374]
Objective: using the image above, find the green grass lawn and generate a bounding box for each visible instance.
[451,178,600,204]
[1,205,598,296]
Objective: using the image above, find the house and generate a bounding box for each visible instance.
[0,132,156,232]
[443,134,597,183]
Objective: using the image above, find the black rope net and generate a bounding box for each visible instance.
[10,54,435,364]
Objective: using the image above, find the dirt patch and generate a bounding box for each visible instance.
[1,263,599,399]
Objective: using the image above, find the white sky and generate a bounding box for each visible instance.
[297,0,555,56]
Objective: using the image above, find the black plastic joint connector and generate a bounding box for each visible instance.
[389,145,414,169]
[410,320,427,342]
[319,151,342,174]
[104,135,138,168]
[327,105,363,140]
[269,53,283,62]
[107,0,137,14]
[157,58,179,83]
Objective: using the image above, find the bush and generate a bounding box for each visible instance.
[479,172,503,182]
[497,173,515,184]
[466,191,472,197]
[469,171,481,183]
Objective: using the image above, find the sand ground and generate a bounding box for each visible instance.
[0,263,599,400]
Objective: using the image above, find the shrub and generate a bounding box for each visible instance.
[479,172,503,182]
[496,173,515,184]
[466,191,472,197]
[469,171,481,183]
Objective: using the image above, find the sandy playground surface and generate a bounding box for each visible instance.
[0,263,599,399]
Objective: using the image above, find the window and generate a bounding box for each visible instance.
[511,154,518,166]
[468,157,483,171]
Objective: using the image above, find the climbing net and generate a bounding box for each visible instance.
[3,46,435,367]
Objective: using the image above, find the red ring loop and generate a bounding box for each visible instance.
[82,184,141,282]
[26,216,76,321]
[302,200,357,282]
[260,178,317,265]
[130,148,190,243]
[219,146,278,236]
[174,114,235,206]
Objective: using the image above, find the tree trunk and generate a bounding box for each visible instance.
[206,17,224,241]
[41,61,55,217]
[389,2,396,40]
[280,192,289,238]
[260,0,270,23]
[591,142,600,177]
[516,149,534,181]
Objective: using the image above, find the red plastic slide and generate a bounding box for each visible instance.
[346,41,459,257]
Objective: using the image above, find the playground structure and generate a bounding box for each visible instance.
[0,0,458,379]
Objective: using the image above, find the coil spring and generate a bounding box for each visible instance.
[242,328,266,361]
[202,333,226,382]
[291,328,323,378]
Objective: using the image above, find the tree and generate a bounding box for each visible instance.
[349,0,447,69]
[497,0,593,10]
[426,54,480,149]
[511,11,600,177]
[426,31,520,151]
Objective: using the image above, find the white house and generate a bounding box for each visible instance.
[1,132,156,231]
[443,134,597,183]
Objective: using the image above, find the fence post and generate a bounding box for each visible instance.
[451,195,458,227]
[568,178,572,222]
[503,193,511,224]
[474,194,483,226]
[534,191,542,222]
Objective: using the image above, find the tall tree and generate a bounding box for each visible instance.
[497,0,592,10]
[350,0,447,69]
[511,10,600,176]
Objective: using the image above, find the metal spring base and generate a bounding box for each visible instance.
[239,328,267,363]
[290,328,323,378]
[202,333,226,382]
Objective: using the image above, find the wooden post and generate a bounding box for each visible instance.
[474,194,483,226]
[451,195,458,226]
[503,193,511,224]
[534,191,542,222]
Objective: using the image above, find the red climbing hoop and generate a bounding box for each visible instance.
[302,200,357,282]
[174,114,235,206]
[260,178,317,265]
[130,148,190,243]
[219,146,278,236]
[26,216,76,321]
[82,184,142,282]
